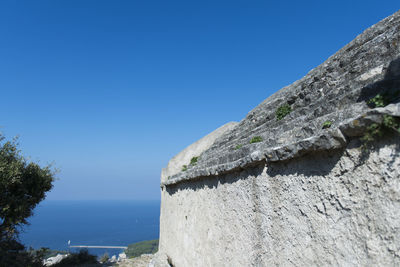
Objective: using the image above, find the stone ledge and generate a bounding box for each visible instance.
[162,103,400,187]
[160,10,400,187]
[160,121,238,184]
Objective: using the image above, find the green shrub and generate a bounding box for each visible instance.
[367,90,400,108]
[234,144,242,150]
[322,120,332,129]
[125,240,159,258]
[364,93,400,149]
[367,93,387,107]
[361,123,381,144]
[250,136,263,144]
[276,104,292,120]
[0,135,55,267]
[383,114,400,131]
[181,165,187,171]
[190,156,198,166]
[361,115,400,149]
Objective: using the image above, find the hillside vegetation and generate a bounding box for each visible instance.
[125,240,158,258]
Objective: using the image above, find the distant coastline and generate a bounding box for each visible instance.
[20,200,160,256]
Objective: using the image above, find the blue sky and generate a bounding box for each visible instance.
[0,1,398,200]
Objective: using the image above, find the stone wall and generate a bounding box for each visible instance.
[153,10,400,267]
[157,136,399,266]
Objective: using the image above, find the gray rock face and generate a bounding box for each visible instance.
[158,136,400,266]
[162,10,400,186]
[156,10,400,267]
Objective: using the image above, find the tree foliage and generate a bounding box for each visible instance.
[0,135,55,266]
[125,239,159,258]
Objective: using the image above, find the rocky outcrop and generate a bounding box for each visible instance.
[155,10,400,267]
[162,10,400,187]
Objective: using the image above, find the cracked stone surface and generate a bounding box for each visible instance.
[155,10,400,267]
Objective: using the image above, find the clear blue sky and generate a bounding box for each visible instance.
[0,1,398,200]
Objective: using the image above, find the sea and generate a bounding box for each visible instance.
[19,200,160,256]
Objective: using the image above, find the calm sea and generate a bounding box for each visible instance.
[19,200,160,256]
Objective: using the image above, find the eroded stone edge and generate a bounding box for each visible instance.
[161,103,400,187]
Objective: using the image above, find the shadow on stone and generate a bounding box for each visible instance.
[165,163,264,196]
[165,149,345,195]
[266,148,344,178]
[357,57,400,103]
[165,57,400,196]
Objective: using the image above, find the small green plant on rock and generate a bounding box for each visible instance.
[250,136,263,144]
[190,156,199,166]
[366,90,400,108]
[234,144,243,150]
[383,114,400,131]
[361,115,400,149]
[276,104,292,121]
[181,165,188,171]
[322,120,332,129]
[361,123,382,145]
[367,93,387,108]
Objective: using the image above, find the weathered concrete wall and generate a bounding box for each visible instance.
[157,136,399,266]
[153,10,400,267]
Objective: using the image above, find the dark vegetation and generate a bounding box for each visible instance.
[361,115,400,149]
[0,246,50,267]
[125,239,159,258]
[367,93,387,107]
[250,136,263,144]
[234,144,243,150]
[275,104,292,120]
[190,156,198,166]
[366,90,400,108]
[182,156,200,172]
[0,135,55,267]
[362,90,400,149]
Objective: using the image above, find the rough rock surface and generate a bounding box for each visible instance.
[163,10,400,186]
[155,10,400,267]
[159,136,400,266]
